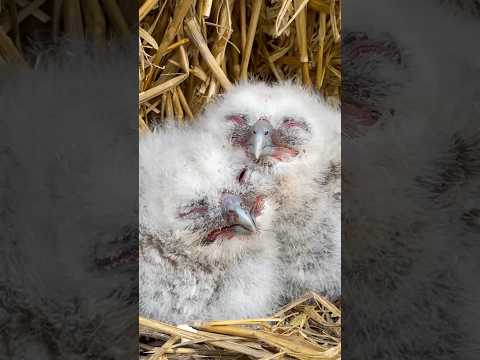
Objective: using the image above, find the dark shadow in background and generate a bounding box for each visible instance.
[342,0,480,358]
[0,4,138,359]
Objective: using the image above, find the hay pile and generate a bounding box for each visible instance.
[139,292,341,360]
[139,0,341,131]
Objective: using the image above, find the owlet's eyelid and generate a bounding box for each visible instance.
[177,201,209,218]
[226,114,248,127]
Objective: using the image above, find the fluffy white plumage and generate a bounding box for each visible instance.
[139,125,281,324]
[196,82,341,301]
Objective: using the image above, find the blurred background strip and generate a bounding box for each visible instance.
[0,0,136,65]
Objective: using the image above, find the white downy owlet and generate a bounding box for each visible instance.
[139,124,281,324]
[196,82,341,301]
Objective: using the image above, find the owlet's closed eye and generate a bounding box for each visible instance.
[227,114,248,128]
[281,117,309,130]
[177,198,209,219]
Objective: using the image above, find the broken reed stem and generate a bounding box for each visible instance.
[275,0,309,37]
[190,65,208,82]
[240,0,262,80]
[140,317,272,358]
[139,0,159,22]
[145,98,162,114]
[260,37,283,82]
[202,0,213,18]
[139,27,158,49]
[177,42,190,73]
[139,103,150,134]
[171,86,184,122]
[140,317,196,339]
[294,0,311,87]
[210,0,234,61]
[198,325,330,358]
[147,1,165,33]
[165,92,174,119]
[163,38,190,56]
[308,0,330,13]
[185,17,232,90]
[176,86,194,120]
[231,32,241,81]
[200,318,281,326]
[139,73,188,104]
[146,0,194,88]
[160,93,166,119]
[239,0,247,53]
[315,12,327,89]
[152,335,180,358]
[330,0,340,43]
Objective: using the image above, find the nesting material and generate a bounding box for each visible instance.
[138,2,342,357]
[138,0,341,131]
[139,292,341,360]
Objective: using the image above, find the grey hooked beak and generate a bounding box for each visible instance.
[250,118,273,161]
[232,204,256,233]
[253,132,265,161]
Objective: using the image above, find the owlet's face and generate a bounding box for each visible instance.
[174,184,270,259]
[225,113,312,166]
[203,84,316,168]
[140,127,275,261]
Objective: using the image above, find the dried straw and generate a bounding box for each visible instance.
[139,0,341,129]
[139,292,341,360]
[138,4,342,353]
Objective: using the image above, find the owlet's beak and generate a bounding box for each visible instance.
[249,119,273,161]
[253,131,266,161]
[233,205,256,233]
[222,194,256,233]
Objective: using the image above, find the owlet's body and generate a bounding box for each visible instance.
[197,82,341,301]
[139,125,280,324]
